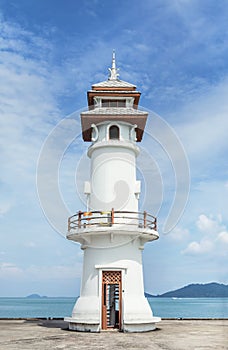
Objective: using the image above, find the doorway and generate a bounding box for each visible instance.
[102,271,122,330]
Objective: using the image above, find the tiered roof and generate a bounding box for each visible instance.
[81,51,148,142]
[92,79,136,89]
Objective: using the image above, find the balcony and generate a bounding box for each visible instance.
[68,209,157,233]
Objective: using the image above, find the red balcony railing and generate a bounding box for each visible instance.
[68,209,157,233]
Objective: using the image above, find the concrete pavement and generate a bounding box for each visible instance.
[0,319,227,350]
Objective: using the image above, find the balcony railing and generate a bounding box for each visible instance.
[68,209,157,233]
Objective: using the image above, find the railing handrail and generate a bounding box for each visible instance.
[69,210,156,220]
[68,209,157,232]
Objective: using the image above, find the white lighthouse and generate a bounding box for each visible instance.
[65,52,160,332]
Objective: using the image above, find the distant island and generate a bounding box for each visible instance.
[26,294,47,299]
[145,282,228,298]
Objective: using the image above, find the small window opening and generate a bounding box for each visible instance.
[102,100,126,107]
[109,125,120,140]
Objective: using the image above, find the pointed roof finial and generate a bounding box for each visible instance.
[108,50,119,80]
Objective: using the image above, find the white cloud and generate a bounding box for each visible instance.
[196,214,225,235]
[182,214,228,256]
[0,262,23,278]
[0,16,83,285]
[182,239,213,255]
[217,231,228,244]
[0,16,79,237]
[0,21,61,191]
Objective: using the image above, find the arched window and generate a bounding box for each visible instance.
[109,125,120,140]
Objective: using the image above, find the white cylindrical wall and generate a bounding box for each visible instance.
[88,121,139,212]
[89,146,138,211]
[71,234,154,324]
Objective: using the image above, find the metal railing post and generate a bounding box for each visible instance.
[111,208,114,225]
[143,211,147,228]
[78,211,82,229]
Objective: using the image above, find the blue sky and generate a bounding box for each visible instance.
[0,0,228,296]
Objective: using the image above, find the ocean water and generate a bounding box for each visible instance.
[0,297,228,319]
[148,297,228,319]
[0,297,76,318]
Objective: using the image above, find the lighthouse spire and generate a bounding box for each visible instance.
[108,50,119,80]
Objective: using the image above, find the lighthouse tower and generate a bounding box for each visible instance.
[65,52,160,332]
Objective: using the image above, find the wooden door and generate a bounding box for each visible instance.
[102,271,122,330]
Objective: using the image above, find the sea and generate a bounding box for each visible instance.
[0,297,228,319]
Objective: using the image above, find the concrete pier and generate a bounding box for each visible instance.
[0,319,227,349]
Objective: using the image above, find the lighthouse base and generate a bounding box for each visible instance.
[64,296,100,332]
[64,317,161,333]
[64,318,100,332]
[64,293,161,333]
[122,317,161,332]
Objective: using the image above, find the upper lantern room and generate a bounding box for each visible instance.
[81,51,148,142]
